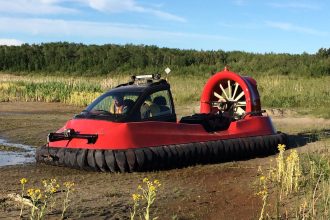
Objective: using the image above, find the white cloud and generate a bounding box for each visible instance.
[0,17,227,42]
[149,9,186,23]
[0,38,24,46]
[87,0,136,12]
[265,21,328,36]
[85,0,186,22]
[0,0,186,22]
[0,0,78,15]
[268,2,320,10]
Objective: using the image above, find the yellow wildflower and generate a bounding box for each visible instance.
[256,189,267,197]
[132,193,141,201]
[277,144,285,152]
[64,181,75,189]
[153,179,161,186]
[20,178,28,185]
[51,187,57,194]
[143,177,149,183]
[149,184,156,192]
[260,176,266,182]
[34,189,42,199]
[27,188,34,197]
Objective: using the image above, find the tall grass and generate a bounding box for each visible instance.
[258,75,330,109]
[257,145,330,219]
[0,74,128,106]
[1,73,329,117]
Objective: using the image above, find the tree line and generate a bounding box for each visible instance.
[0,42,329,76]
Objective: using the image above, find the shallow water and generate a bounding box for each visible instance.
[0,138,35,167]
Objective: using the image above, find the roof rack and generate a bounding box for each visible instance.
[115,73,165,88]
[131,73,162,85]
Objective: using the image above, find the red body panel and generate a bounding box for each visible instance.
[49,116,276,150]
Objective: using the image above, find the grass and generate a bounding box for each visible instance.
[0,72,329,118]
[257,75,330,118]
[256,143,330,219]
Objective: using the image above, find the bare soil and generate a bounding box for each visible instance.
[0,102,329,220]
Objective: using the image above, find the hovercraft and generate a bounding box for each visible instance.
[36,68,287,172]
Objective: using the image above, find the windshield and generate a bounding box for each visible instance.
[84,91,141,117]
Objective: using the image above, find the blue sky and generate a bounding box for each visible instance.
[0,0,329,54]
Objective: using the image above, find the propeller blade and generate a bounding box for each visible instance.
[228,80,232,98]
[232,83,239,99]
[234,91,245,101]
[220,84,229,99]
[237,101,246,106]
[213,92,226,101]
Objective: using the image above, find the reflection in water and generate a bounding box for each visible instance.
[0,138,35,167]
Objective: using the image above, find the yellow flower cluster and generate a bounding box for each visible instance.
[256,189,268,197]
[285,149,301,192]
[256,173,268,220]
[27,188,42,201]
[276,144,286,183]
[259,176,266,182]
[132,193,142,202]
[19,178,29,217]
[20,178,28,185]
[130,178,162,220]
[42,178,60,195]
[277,144,285,152]
[64,181,75,189]
[258,144,302,207]
[18,177,76,219]
[286,149,299,163]
[142,178,161,189]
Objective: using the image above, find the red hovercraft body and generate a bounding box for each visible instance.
[36,68,287,172]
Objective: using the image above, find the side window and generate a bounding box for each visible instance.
[140,90,173,119]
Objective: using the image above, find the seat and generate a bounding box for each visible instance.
[153,96,170,114]
[180,113,231,132]
[123,99,134,113]
[140,100,160,119]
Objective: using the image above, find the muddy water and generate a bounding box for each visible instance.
[0,138,35,167]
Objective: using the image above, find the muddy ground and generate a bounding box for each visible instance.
[0,102,329,220]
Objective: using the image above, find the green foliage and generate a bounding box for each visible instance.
[1,43,330,77]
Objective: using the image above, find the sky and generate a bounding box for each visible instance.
[0,0,329,54]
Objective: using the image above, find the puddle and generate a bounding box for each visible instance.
[0,138,35,167]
